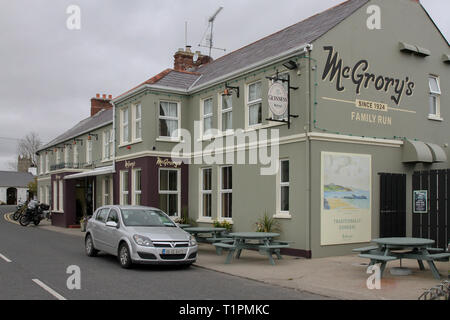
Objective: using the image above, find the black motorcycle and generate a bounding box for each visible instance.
[19,201,50,227]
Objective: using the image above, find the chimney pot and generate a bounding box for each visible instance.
[96,93,100,98]
[108,94,112,99]
[102,94,107,99]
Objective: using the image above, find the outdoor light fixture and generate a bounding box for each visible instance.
[87,133,98,141]
[222,83,239,98]
[73,138,83,146]
[282,60,298,70]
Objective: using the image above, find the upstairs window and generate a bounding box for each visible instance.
[133,103,142,140]
[121,107,129,143]
[247,81,262,126]
[64,146,69,167]
[73,145,79,168]
[86,139,92,165]
[428,75,441,119]
[202,98,213,136]
[159,101,179,138]
[221,95,233,132]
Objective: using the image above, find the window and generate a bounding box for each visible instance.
[121,107,129,143]
[39,186,43,203]
[64,146,69,167]
[247,81,262,126]
[270,72,289,121]
[40,154,44,174]
[428,75,441,118]
[107,209,119,224]
[133,104,142,140]
[103,176,112,205]
[159,168,179,217]
[45,154,50,173]
[103,129,113,160]
[73,144,79,168]
[120,170,129,205]
[52,181,57,211]
[201,168,212,218]
[45,185,50,205]
[133,169,142,205]
[220,166,232,218]
[86,139,92,165]
[159,101,179,138]
[202,98,213,135]
[56,148,61,164]
[95,208,109,223]
[221,95,233,132]
[280,160,289,213]
[58,180,64,212]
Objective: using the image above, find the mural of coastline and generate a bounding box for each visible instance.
[321,152,372,246]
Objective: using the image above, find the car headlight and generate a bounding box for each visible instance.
[133,234,153,247]
[189,235,197,247]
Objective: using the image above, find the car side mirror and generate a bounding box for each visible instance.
[106,221,118,228]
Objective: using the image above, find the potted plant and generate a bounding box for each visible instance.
[255,211,281,233]
[80,216,87,232]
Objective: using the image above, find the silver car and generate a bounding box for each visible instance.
[85,205,198,268]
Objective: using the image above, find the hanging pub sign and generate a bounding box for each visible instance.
[413,190,428,213]
[268,82,288,116]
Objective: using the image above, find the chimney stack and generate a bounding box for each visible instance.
[173,46,213,71]
[91,93,113,117]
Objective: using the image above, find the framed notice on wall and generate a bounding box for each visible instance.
[413,190,428,213]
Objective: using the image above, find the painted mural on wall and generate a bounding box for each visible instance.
[321,152,372,245]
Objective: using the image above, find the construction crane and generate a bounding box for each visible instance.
[198,6,226,57]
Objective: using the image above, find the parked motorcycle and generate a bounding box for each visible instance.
[19,200,50,226]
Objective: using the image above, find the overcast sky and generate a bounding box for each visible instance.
[0,0,448,170]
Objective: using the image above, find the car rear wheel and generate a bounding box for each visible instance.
[118,243,132,269]
[85,234,98,257]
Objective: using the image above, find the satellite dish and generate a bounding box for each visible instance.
[193,52,199,63]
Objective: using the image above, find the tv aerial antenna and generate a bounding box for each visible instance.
[198,6,226,57]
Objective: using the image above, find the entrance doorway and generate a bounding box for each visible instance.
[379,173,406,237]
[6,187,17,205]
[74,177,95,224]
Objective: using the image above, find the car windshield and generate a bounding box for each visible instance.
[120,209,176,227]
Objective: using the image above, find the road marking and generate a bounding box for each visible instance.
[0,253,12,263]
[32,279,67,300]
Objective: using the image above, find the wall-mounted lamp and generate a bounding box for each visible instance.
[282,60,298,70]
[73,139,83,146]
[222,83,239,98]
[87,133,98,141]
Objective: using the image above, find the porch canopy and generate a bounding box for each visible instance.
[64,166,114,180]
[402,139,447,163]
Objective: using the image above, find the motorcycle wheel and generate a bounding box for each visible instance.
[13,211,21,221]
[19,215,31,227]
[33,219,40,226]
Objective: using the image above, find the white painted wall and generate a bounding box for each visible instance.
[0,187,6,204]
[0,187,29,205]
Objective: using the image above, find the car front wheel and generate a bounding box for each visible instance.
[118,243,132,269]
[85,234,98,257]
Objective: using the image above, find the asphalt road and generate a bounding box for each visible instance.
[0,205,326,300]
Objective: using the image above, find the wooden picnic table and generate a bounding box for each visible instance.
[355,237,448,280]
[183,227,227,243]
[214,232,288,265]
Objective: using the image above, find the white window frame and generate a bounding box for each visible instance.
[103,130,111,161]
[199,167,213,220]
[120,107,129,144]
[275,159,291,219]
[45,153,50,173]
[45,185,50,205]
[201,97,214,137]
[73,144,79,168]
[56,148,61,164]
[58,180,64,212]
[219,94,233,133]
[246,80,263,128]
[52,180,57,211]
[103,176,113,206]
[158,168,181,217]
[132,168,142,206]
[86,139,92,165]
[120,170,129,205]
[64,146,69,167]
[428,75,442,120]
[158,100,180,140]
[40,154,44,175]
[219,166,233,220]
[132,103,142,141]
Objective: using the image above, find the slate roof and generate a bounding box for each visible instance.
[0,171,35,187]
[155,70,201,90]
[38,108,112,152]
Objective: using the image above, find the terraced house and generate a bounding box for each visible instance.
[37,0,449,258]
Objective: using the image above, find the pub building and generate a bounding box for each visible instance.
[37,0,449,258]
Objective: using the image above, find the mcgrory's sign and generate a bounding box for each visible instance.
[322,46,415,105]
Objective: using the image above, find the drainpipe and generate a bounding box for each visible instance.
[305,44,313,258]
[111,101,116,174]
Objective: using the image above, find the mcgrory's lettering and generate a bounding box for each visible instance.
[322,46,414,105]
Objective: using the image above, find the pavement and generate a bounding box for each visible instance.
[3,208,449,300]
